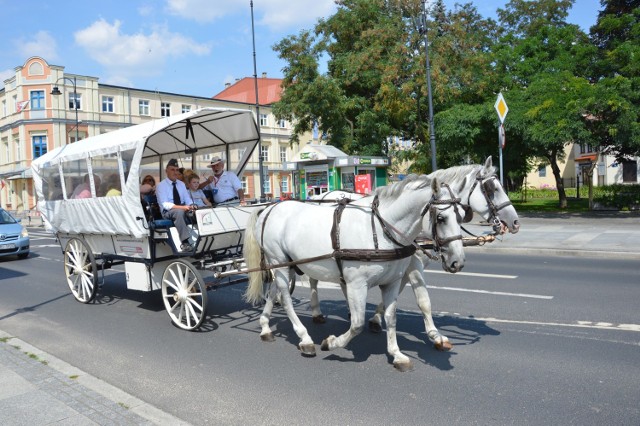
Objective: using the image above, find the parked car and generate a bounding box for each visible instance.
[0,208,29,259]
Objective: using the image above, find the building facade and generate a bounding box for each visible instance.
[0,57,308,212]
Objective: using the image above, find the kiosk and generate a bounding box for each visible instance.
[286,144,390,199]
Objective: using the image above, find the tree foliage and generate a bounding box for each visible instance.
[272,0,640,200]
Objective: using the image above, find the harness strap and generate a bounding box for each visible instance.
[331,200,349,284]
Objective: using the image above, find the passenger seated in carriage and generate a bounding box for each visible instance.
[140,175,156,196]
[71,174,101,199]
[185,173,212,207]
[156,158,196,252]
[199,156,246,206]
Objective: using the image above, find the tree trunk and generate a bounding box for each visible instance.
[549,153,567,209]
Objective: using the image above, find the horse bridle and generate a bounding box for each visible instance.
[421,183,464,255]
[466,172,513,233]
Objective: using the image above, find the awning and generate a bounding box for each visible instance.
[575,154,597,162]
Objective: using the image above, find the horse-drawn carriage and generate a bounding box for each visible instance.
[31,107,267,330]
[32,106,520,369]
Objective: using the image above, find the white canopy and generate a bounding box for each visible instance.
[31,107,260,237]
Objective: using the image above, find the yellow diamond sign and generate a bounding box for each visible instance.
[495,92,508,124]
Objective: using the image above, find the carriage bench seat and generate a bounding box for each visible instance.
[149,219,174,229]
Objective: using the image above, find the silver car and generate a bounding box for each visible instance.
[0,208,30,259]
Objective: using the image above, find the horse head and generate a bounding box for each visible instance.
[422,178,465,273]
[463,157,520,234]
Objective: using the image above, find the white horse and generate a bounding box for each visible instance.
[244,176,465,371]
[307,157,520,350]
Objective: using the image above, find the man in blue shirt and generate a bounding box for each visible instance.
[156,158,195,252]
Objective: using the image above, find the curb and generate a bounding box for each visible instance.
[0,330,191,426]
[465,245,640,260]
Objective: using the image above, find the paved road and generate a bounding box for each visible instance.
[1,211,639,425]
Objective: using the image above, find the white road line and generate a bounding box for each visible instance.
[426,285,553,299]
[424,270,518,279]
[438,313,640,333]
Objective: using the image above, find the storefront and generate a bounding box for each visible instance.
[287,144,390,199]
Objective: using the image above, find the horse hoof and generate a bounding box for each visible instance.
[260,333,275,342]
[320,339,330,351]
[298,343,316,357]
[312,315,326,324]
[368,321,383,334]
[393,360,414,372]
[434,340,453,351]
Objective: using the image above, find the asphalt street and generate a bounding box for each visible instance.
[1,211,639,425]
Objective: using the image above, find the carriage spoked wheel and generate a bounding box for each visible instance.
[63,238,98,303]
[161,260,208,331]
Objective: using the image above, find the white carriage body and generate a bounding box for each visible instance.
[31,108,263,300]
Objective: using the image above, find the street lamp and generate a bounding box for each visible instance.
[250,0,267,203]
[51,76,79,144]
[419,0,437,172]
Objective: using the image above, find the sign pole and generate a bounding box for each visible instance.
[494,93,509,187]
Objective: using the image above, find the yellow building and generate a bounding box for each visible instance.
[0,57,309,212]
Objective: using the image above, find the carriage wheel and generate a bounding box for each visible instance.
[161,260,208,331]
[63,238,98,303]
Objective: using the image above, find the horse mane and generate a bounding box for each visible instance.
[374,174,432,204]
[430,163,495,183]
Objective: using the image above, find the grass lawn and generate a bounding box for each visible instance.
[510,197,591,213]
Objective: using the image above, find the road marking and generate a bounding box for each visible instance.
[31,244,62,248]
[425,270,517,279]
[426,285,553,299]
[439,313,640,333]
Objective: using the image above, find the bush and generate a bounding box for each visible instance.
[510,184,640,210]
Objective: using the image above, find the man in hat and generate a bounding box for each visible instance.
[156,158,195,252]
[199,156,245,205]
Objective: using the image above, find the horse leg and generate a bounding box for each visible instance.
[321,280,367,351]
[258,281,277,342]
[380,281,413,372]
[368,300,385,333]
[309,277,326,324]
[273,269,316,357]
[406,257,452,351]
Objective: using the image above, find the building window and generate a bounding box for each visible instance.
[259,114,267,126]
[102,96,114,113]
[538,165,546,177]
[261,145,269,162]
[2,100,6,117]
[241,176,248,193]
[15,138,21,161]
[238,147,246,161]
[278,119,286,128]
[182,104,191,113]
[280,146,287,163]
[281,175,289,192]
[2,138,8,163]
[161,102,171,117]
[30,90,44,110]
[622,161,638,183]
[263,177,271,194]
[33,135,47,159]
[139,100,150,116]
[69,93,81,110]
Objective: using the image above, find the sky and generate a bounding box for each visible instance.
[0,0,602,98]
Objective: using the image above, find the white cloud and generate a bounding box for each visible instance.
[74,19,211,80]
[164,0,336,30]
[165,0,244,23]
[14,31,59,62]
[0,68,14,87]
[256,0,337,30]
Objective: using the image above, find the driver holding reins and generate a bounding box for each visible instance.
[156,158,195,252]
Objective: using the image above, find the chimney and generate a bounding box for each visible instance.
[224,82,231,88]
[262,72,267,78]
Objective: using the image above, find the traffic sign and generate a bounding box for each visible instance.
[495,92,508,124]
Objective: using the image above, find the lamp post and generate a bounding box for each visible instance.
[51,76,79,144]
[250,0,266,202]
[419,0,437,172]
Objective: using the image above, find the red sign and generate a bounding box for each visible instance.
[355,174,372,194]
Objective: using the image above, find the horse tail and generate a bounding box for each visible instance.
[244,208,266,304]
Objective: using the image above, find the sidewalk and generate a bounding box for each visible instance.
[463,211,640,260]
[2,212,638,425]
[0,331,190,426]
